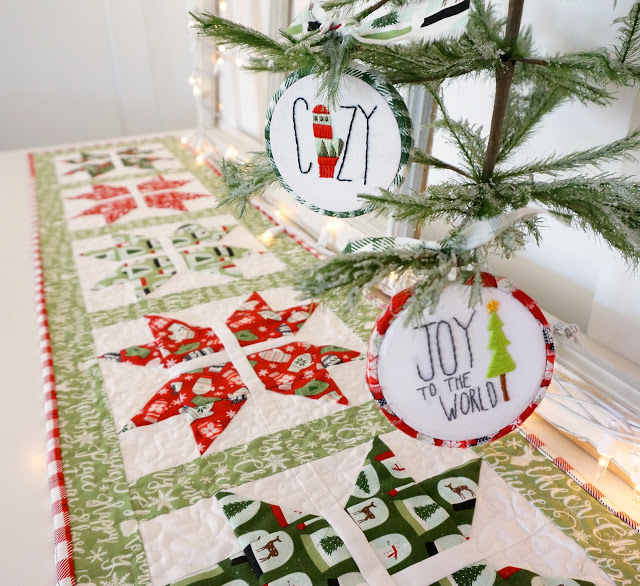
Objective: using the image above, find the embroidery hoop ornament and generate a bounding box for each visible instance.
[265,65,414,217]
[366,273,555,447]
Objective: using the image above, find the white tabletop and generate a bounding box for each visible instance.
[0,147,56,584]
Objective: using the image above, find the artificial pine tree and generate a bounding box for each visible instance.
[193,0,640,318]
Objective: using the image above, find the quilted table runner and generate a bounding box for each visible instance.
[30,137,640,586]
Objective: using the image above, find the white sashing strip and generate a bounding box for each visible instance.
[166,350,229,379]
[393,540,484,585]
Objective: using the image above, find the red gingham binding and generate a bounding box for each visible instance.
[366,273,556,448]
[29,153,77,586]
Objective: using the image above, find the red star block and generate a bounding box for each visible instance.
[75,196,137,224]
[137,175,193,192]
[226,292,317,346]
[67,184,131,201]
[123,362,248,454]
[247,342,360,405]
[100,315,224,368]
[144,190,209,211]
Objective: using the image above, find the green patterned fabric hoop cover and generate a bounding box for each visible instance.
[265,65,414,218]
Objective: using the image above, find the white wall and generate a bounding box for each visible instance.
[0,0,196,149]
[425,0,640,366]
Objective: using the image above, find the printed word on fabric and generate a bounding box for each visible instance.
[367,275,555,447]
[266,66,413,217]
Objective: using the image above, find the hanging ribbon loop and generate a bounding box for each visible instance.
[286,1,471,46]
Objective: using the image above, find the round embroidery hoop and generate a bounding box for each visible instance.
[366,273,555,447]
[265,65,414,218]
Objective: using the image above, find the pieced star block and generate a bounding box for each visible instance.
[226,291,317,346]
[101,315,224,367]
[121,361,248,454]
[247,342,360,405]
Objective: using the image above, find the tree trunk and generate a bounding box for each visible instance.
[500,373,510,402]
[481,0,526,181]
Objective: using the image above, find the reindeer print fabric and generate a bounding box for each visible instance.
[30,137,637,586]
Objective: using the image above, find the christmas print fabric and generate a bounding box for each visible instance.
[101,314,224,367]
[248,342,361,405]
[174,437,597,586]
[226,291,317,346]
[345,437,466,574]
[212,492,364,585]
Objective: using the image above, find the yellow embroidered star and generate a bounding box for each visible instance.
[486,299,500,314]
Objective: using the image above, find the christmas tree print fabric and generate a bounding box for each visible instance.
[100,314,224,367]
[212,491,364,585]
[248,342,361,404]
[226,291,317,346]
[417,459,481,537]
[346,437,465,574]
[81,222,264,300]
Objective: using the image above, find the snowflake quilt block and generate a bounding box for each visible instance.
[226,291,317,346]
[248,342,361,405]
[61,171,216,229]
[120,361,249,454]
[100,314,224,367]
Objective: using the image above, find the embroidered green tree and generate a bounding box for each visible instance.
[222,500,252,518]
[414,502,439,521]
[486,299,516,402]
[452,563,486,586]
[355,470,370,494]
[319,534,344,555]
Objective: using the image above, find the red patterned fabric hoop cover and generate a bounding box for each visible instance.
[366,273,555,447]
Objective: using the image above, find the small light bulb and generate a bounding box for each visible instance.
[217,57,224,66]
[219,0,227,11]
[274,209,283,219]
[188,75,196,85]
[595,455,610,480]
[180,136,188,145]
[196,155,205,165]
[218,103,224,112]
[259,229,274,244]
[193,86,202,97]
[635,485,640,504]
[225,145,238,161]
[218,44,226,52]
[235,58,244,67]
[327,219,340,233]
[188,19,197,29]
[388,271,399,282]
